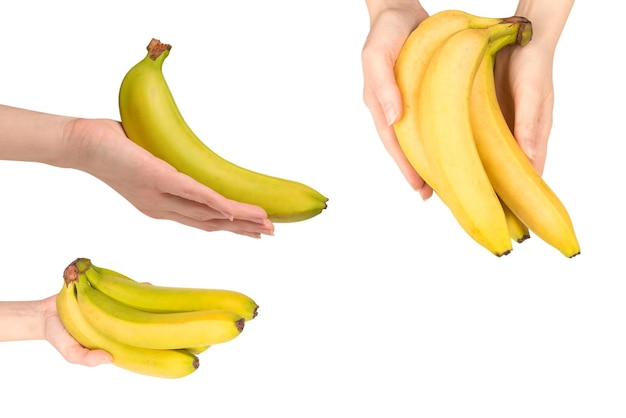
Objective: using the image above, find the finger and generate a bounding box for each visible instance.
[157,171,270,224]
[161,210,274,237]
[513,89,554,175]
[362,20,405,127]
[54,332,112,366]
[152,192,275,235]
[73,348,113,367]
[362,56,425,189]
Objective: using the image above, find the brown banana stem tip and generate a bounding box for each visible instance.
[252,306,259,319]
[147,38,172,61]
[193,357,200,370]
[62,258,91,286]
[500,16,533,46]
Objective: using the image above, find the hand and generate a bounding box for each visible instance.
[495,42,555,175]
[68,118,275,238]
[41,295,113,367]
[361,3,433,200]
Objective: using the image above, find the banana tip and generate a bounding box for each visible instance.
[236,318,245,333]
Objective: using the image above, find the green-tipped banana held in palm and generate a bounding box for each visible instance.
[415,19,532,256]
[394,10,507,190]
[57,261,199,379]
[74,271,245,350]
[118,38,327,223]
[469,36,580,258]
[79,258,258,321]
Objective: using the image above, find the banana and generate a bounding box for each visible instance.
[394,10,507,189]
[118,38,327,223]
[469,36,580,258]
[185,345,211,355]
[80,258,258,321]
[56,261,199,379]
[501,197,530,243]
[414,19,532,257]
[74,270,245,350]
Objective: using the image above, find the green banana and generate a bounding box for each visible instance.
[80,258,258,321]
[56,261,199,379]
[74,269,245,350]
[118,38,328,223]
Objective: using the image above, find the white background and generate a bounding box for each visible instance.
[1,1,623,417]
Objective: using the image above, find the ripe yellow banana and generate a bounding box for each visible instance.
[74,272,245,350]
[394,10,506,189]
[415,19,532,256]
[56,262,199,379]
[119,38,328,223]
[185,345,211,355]
[501,198,531,244]
[80,258,258,321]
[469,37,580,258]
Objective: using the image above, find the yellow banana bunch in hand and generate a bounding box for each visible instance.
[394,10,580,257]
[119,38,328,223]
[56,258,257,378]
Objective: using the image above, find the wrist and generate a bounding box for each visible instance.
[0,300,47,342]
[515,0,574,51]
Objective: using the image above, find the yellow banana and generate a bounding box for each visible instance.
[118,38,328,223]
[394,10,507,189]
[79,258,258,321]
[74,271,245,350]
[415,19,532,257]
[56,261,199,379]
[185,345,211,355]
[469,36,580,258]
[501,197,530,243]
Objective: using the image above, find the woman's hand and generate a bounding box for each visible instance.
[67,118,275,238]
[494,42,555,175]
[0,297,111,367]
[41,295,113,367]
[361,1,433,199]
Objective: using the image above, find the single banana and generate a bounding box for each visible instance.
[469,36,580,258]
[415,19,532,256]
[74,271,245,350]
[501,197,530,243]
[118,38,327,223]
[394,10,507,189]
[80,258,258,321]
[56,261,199,379]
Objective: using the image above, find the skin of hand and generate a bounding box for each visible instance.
[0,105,274,238]
[0,297,112,367]
[66,118,275,238]
[361,0,574,195]
[362,0,433,200]
[495,0,575,175]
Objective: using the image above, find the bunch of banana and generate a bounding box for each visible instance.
[56,258,258,379]
[118,38,328,223]
[393,10,580,258]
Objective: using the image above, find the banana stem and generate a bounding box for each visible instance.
[147,38,172,61]
[63,258,92,287]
